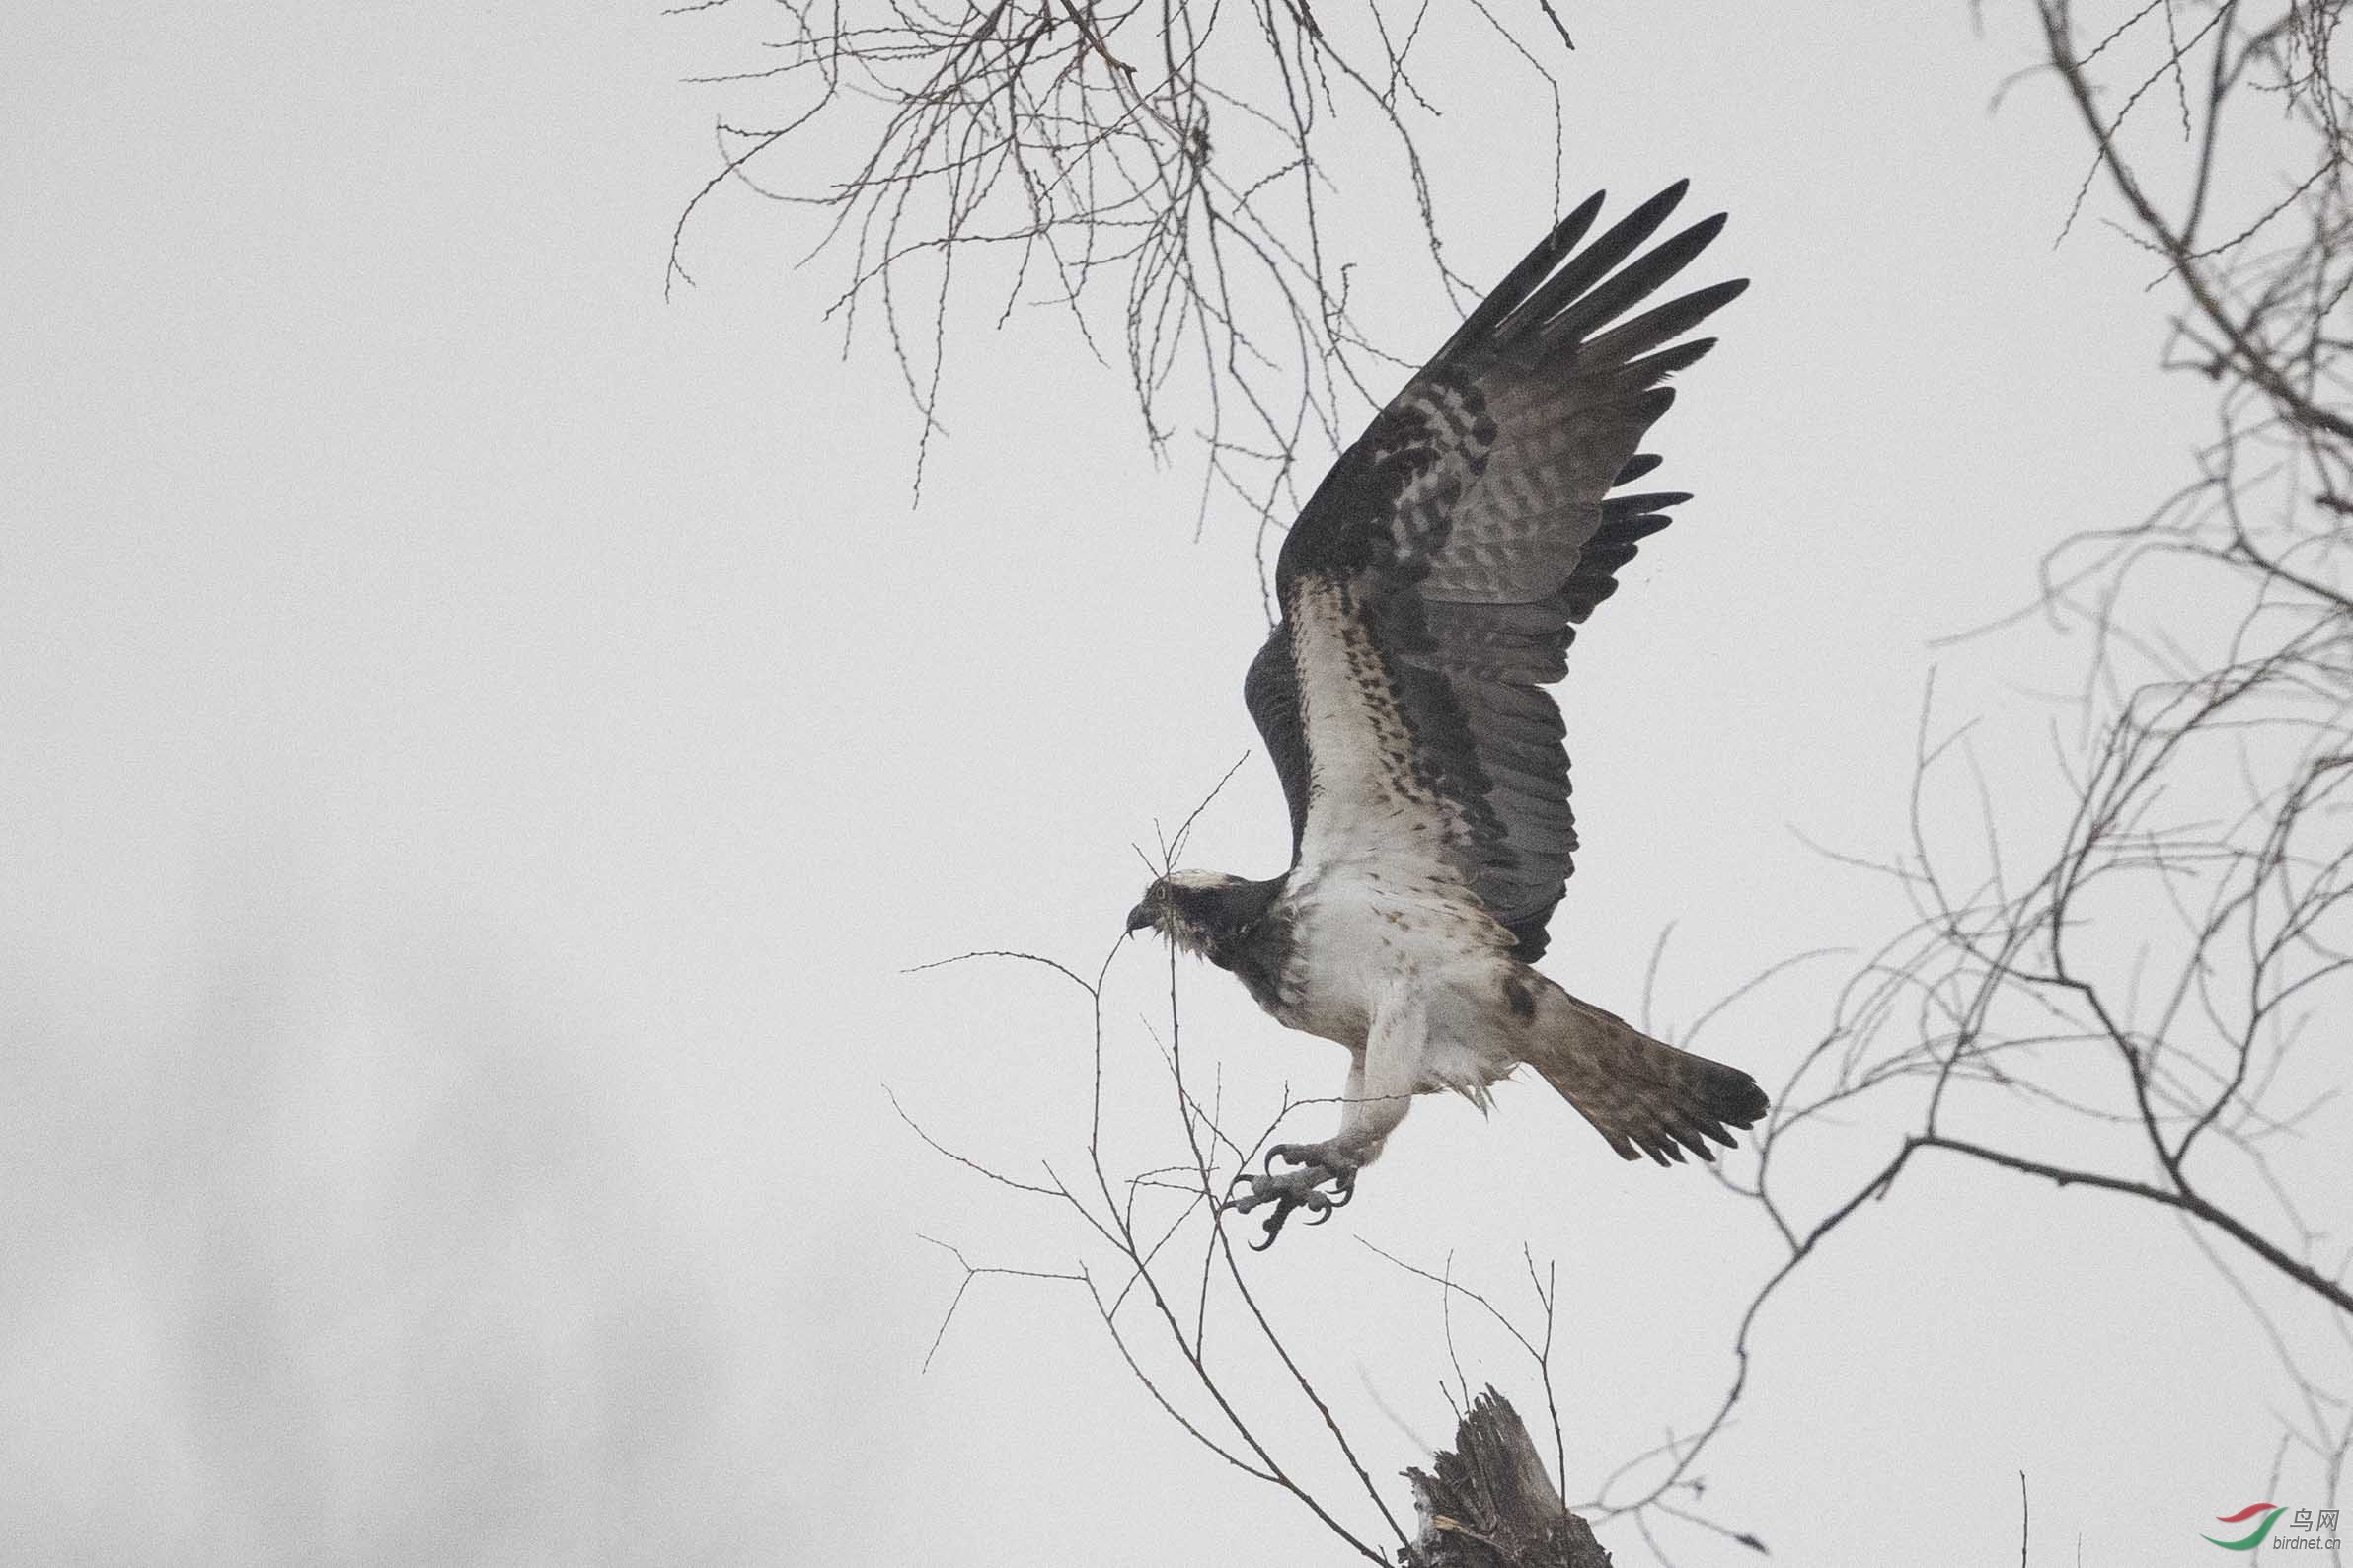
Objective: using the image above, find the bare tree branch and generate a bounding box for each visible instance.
[1632,0,2353,1527]
[669,1,1571,552]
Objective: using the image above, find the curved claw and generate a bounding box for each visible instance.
[1253,1190,1323,1246]
[1224,1151,1358,1248]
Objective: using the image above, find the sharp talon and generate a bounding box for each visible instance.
[1221,1152,1359,1250]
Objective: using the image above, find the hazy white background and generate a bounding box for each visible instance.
[1,2,2316,1563]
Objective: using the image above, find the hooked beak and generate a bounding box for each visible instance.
[1124,900,1156,936]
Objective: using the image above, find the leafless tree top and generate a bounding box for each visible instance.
[670,1,1578,573]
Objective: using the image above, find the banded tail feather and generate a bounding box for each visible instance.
[1527,988,1768,1165]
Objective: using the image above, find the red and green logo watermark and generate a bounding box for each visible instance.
[2204,1503,2341,1551]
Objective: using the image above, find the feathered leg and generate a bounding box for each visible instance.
[1227,999,1422,1248]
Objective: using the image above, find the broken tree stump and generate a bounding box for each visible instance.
[1400,1387,1613,1568]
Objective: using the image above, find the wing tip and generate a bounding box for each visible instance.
[1632,179,1691,226]
[1558,187,1607,235]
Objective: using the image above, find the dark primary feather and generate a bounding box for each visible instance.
[1244,184,1744,960]
[1244,626,1310,854]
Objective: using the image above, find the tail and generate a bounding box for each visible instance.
[1527,988,1768,1164]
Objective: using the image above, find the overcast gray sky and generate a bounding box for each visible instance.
[5,2,2341,1563]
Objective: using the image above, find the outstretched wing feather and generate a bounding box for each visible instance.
[1248,185,1742,959]
[1243,625,1311,854]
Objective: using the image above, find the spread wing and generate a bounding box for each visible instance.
[1244,183,1743,960]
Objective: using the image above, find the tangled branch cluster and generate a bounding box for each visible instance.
[898,938,1414,1565]
[1657,0,2353,1519]
[670,1,1571,550]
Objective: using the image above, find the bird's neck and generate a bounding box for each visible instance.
[1192,874,1289,969]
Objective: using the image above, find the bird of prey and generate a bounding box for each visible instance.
[1125,182,1768,1247]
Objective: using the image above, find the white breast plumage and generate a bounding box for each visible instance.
[1270,863,1510,1048]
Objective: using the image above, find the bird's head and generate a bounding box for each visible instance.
[1125,869,1252,958]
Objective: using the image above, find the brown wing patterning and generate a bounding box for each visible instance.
[1242,184,1746,959]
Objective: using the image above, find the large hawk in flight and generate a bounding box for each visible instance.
[1126,183,1768,1246]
